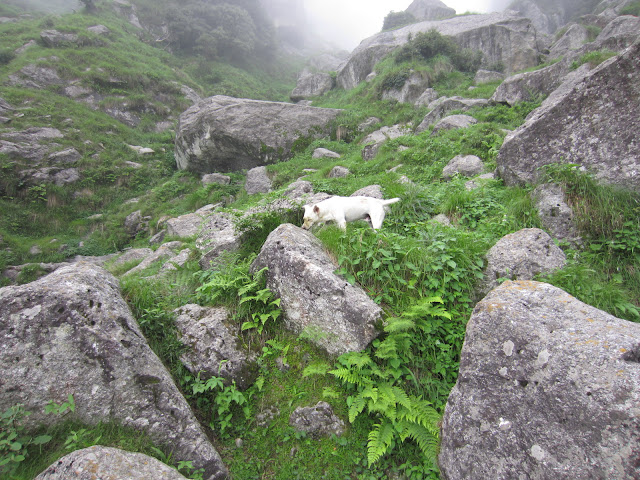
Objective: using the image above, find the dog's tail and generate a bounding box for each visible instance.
[382,197,401,206]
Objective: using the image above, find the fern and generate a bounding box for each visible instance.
[367,420,395,464]
[400,422,439,464]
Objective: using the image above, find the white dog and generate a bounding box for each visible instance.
[302,195,400,231]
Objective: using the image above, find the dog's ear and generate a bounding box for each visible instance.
[313,205,320,214]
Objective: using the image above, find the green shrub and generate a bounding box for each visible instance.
[382,11,417,31]
[620,1,640,16]
[570,49,617,69]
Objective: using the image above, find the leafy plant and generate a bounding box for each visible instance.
[190,374,250,437]
[329,297,452,468]
[0,405,52,475]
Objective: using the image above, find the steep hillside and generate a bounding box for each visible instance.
[1,1,639,480]
[0,0,302,276]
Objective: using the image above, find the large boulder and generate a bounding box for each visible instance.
[405,0,456,21]
[0,263,228,480]
[497,41,640,191]
[490,58,571,106]
[381,71,431,104]
[532,183,581,245]
[290,73,334,101]
[416,96,488,132]
[548,23,589,59]
[440,280,640,479]
[482,228,566,295]
[174,304,258,390]
[175,95,341,174]
[337,12,540,90]
[35,446,189,480]
[251,224,382,356]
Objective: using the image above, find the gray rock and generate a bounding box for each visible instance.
[497,42,640,191]
[251,224,382,356]
[202,173,231,186]
[430,213,451,226]
[532,183,581,245]
[482,228,566,295]
[416,97,487,133]
[8,63,63,89]
[245,166,272,195]
[406,0,456,21]
[112,248,153,268]
[2,127,63,143]
[35,446,189,480]
[328,166,350,178]
[593,15,640,52]
[442,155,485,179]
[175,96,341,174]
[40,29,79,47]
[48,147,81,164]
[361,124,411,149]
[413,88,439,107]
[166,206,216,238]
[357,117,381,132]
[431,114,477,135]
[549,24,589,59]
[289,402,345,438]
[290,73,334,101]
[491,59,571,106]
[256,406,280,428]
[361,142,381,161]
[87,24,110,36]
[197,212,241,269]
[337,12,539,90]
[15,39,37,55]
[124,210,145,237]
[174,305,257,390]
[149,230,166,245]
[123,242,185,277]
[440,280,640,480]
[0,263,228,480]
[381,71,431,104]
[312,148,341,159]
[0,97,14,116]
[474,69,505,84]
[351,185,384,199]
[180,84,202,105]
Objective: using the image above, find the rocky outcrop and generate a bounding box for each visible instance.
[593,15,640,51]
[406,0,456,21]
[174,95,341,174]
[289,402,345,438]
[312,148,341,159]
[0,263,228,480]
[197,212,242,269]
[40,30,80,48]
[35,446,189,480]
[251,224,382,356]
[416,96,488,132]
[381,71,431,104]
[440,280,640,480]
[337,12,540,90]
[174,305,257,390]
[431,114,477,135]
[245,166,272,195]
[532,183,581,244]
[442,155,485,179]
[490,59,571,106]
[549,23,589,59]
[497,42,640,191]
[290,73,334,101]
[482,228,566,295]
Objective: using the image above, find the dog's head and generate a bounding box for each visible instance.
[302,204,320,230]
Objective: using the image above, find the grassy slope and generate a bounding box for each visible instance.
[1,7,639,480]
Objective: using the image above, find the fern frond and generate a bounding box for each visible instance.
[399,397,441,434]
[337,351,373,370]
[367,420,395,465]
[302,362,330,378]
[392,386,412,410]
[348,393,367,423]
[329,367,366,386]
[373,337,398,359]
[384,316,416,333]
[402,422,439,464]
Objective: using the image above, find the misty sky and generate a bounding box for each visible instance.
[305,0,511,50]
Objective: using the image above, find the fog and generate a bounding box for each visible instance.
[4,0,81,14]
[304,0,512,50]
